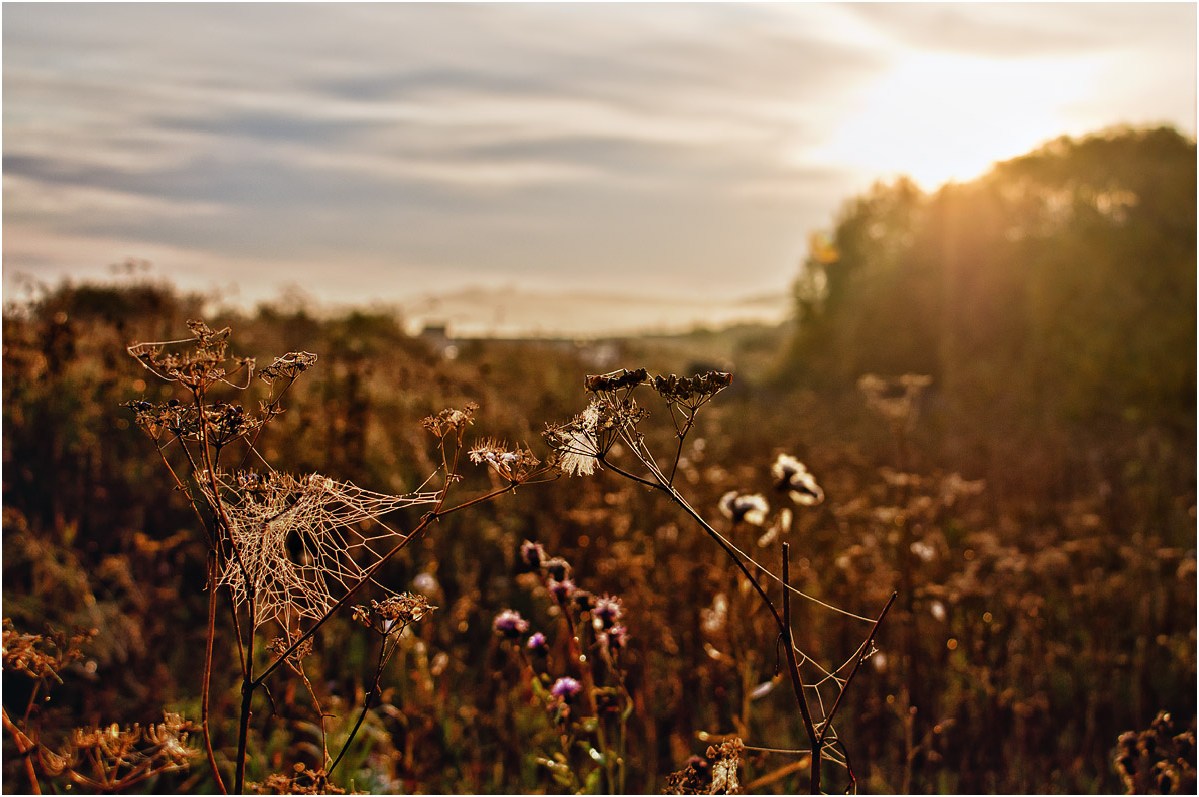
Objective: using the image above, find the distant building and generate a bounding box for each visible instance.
[417,322,457,359]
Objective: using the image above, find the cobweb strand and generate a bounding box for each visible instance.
[199,470,440,632]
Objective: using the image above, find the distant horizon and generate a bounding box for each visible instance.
[7,264,794,339]
[7,123,1193,338]
[4,3,1195,311]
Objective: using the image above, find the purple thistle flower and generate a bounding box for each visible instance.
[493,609,529,640]
[592,595,623,630]
[542,557,571,581]
[605,624,629,651]
[519,540,545,570]
[527,631,548,654]
[551,676,582,701]
[548,579,576,603]
[571,589,596,613]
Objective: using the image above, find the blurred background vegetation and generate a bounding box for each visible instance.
[3,126,1195,793]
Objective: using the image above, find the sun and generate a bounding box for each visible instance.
[808,51,1106,190]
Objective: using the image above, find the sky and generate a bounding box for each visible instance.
[3,2,1196,327]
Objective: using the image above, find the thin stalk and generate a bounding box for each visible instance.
[154,443,216,549]
[227,587,249,680]
[816,592,898,749]
[194,388,257,794]
[293,665,330,769]
[234,633,255,794]
[744,759,812,792]
[202,553,228,794]
[22,676,42,727]
[236,376,301,469]
[623,442,821,790]
[782,543,822,794]
[597,457,661,490]
[595,404,895,793]
[2,706,42,795]
[328,636,391,777]
[665,408,697,486]
[658,477,785,631]
[616,677,631,794]
[832,736,858,793]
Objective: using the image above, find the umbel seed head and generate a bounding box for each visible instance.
[585,368,649,392]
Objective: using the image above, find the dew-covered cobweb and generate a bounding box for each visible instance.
[199,471,440,632]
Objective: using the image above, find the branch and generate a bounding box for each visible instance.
[817,591,898,747]
[782,542,822,794]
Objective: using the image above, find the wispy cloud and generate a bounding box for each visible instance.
[3,3,1194,312]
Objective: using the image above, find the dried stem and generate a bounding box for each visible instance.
[328,635,393,777]
[2,706,42,795]
[782,542,822,793]
[192,388,257,795]
[579,378,896,794]
[817,591,898,749]
[202,552,228,793]
[234,638,255,794]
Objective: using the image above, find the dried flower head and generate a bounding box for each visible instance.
[940,472,986,505]
[47,713,199,790]
[858,373,933,424]
[771,453,825,506]
[702,593,729,635]
[258,351,318,384]
[911,540,938,563]
[123,397,272,447]
[547,431,600,476]
[544,396,647,477]
[1115,711,1197,794]
[268,635,314,662]
[422,402,479,439]
[351,593,436,635]
[584,368,649,393]
[543,404,604,476]
[2,619,92,683]
[253,763,345,795]
[469,439,541,483]
[663,755,712,795]
[651,370,733,409]
[718,491,770,526]
[707,738,744,795]
[127,320,246,391]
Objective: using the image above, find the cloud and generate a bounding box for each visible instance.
[849,3,1195,58]
[3,3,1195,317]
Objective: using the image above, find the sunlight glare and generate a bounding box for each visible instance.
[805,52,1107,190]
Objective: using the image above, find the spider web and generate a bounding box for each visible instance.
[199,471,440,632]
